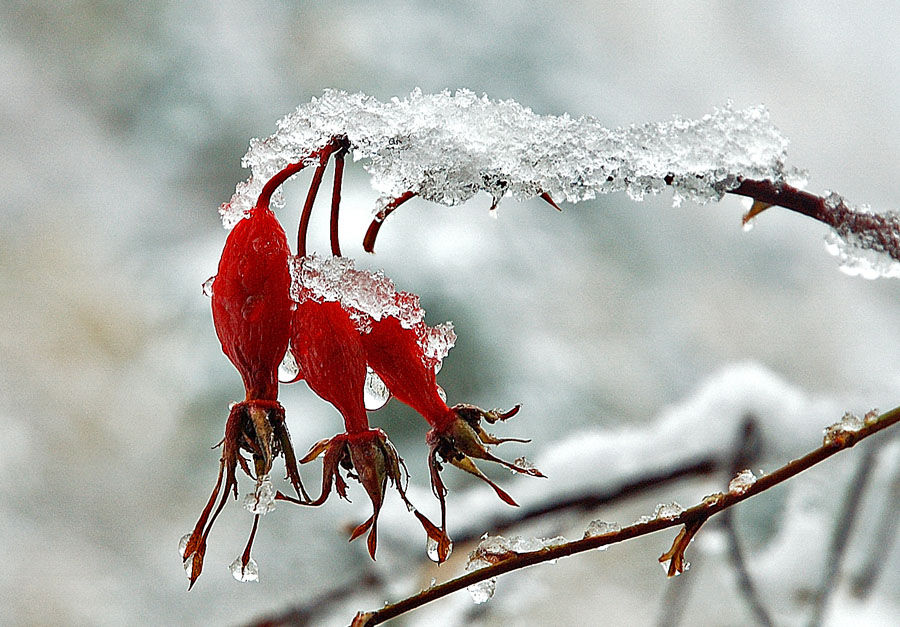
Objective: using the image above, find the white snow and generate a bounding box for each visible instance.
[221,89,796,227]
[292,254,457,369]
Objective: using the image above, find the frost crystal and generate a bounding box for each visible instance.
[221,89,795,228]
[653,502,685,520]
[824,411,867,445]
[242,475,276,515]
[292,254,456,369]
[229,556,259,583]
[728,469,758,494]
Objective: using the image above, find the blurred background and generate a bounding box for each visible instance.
[1,1,899,625]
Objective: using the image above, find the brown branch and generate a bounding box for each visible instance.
[352,405,900,626]
[724,178,900,264]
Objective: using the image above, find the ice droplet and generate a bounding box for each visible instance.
[436,385,447,403]
[183,557,194,579]
[278,350,300,383]
[728,469,758,494]
[178,532,192,558]
[201,276,215,297]
[742,219,755,232]
[364,367,390,411]
[243,475,276,515]
[465,558,496,604]
[654,502,685,520]
[513,456,535,473]
[229,556,260,582]
[427,536,453,563]
[660,558,690,576]
[583,520,621,544]
[824,411,867,445]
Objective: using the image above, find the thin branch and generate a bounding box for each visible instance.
[454,455,719,544]
[352,405,900,626]
[724,178,900,264]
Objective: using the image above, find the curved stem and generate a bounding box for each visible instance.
[297,151,331,258]
[353,405,900,626]
[362,191,417,253]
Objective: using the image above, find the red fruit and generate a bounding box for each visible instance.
[289,297,368,433]
[211,206,293,401]
[360,316,454,429]
[361,314,544,538]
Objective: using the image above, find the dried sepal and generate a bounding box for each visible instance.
[658,519,705,577]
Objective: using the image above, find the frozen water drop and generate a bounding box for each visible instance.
[243,475,276,515]
[654,502,685,520]
[183,557,194,579]
[427,536,453,563]
[278,350,300,383]
[178,532,192,558]
[364,367,390,411]
[202,276,215,297]
[467,578,496,604]
[436,385,447,403]
[742,220,754,232]
[728,469,757,494]
[229,556,259,583]
[583,520,620,543]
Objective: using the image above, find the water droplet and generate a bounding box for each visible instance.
[742,219,754,232]
[467,578,496,603]
[278,350,300,383]
[202,276,215,297]
[183,556,194,579]
[434,360,442,375]
[178,532,192,558]
[364,367,390,411]
[436,385,447,403]
[230,555,259,582]
[426,536,453,562]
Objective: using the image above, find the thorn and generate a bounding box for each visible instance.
[540,192,562,211]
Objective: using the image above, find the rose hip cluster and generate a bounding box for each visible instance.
[182,135,544,587]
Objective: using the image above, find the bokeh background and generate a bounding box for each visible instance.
[2,1,899,625]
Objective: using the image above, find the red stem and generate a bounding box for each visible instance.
[362,191,417,253]
[330,152,346,257]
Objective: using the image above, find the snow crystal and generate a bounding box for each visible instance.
[292,254,456,369]
[822,191,900,279]
[824,411,867,446]
[728,469,758,494]
[242,475,276,515]
[221,89,795,227]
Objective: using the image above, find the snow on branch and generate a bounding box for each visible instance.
[222,89,900,279]
[222,88,797,226]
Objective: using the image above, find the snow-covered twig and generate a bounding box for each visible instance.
[350,406,900,626]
